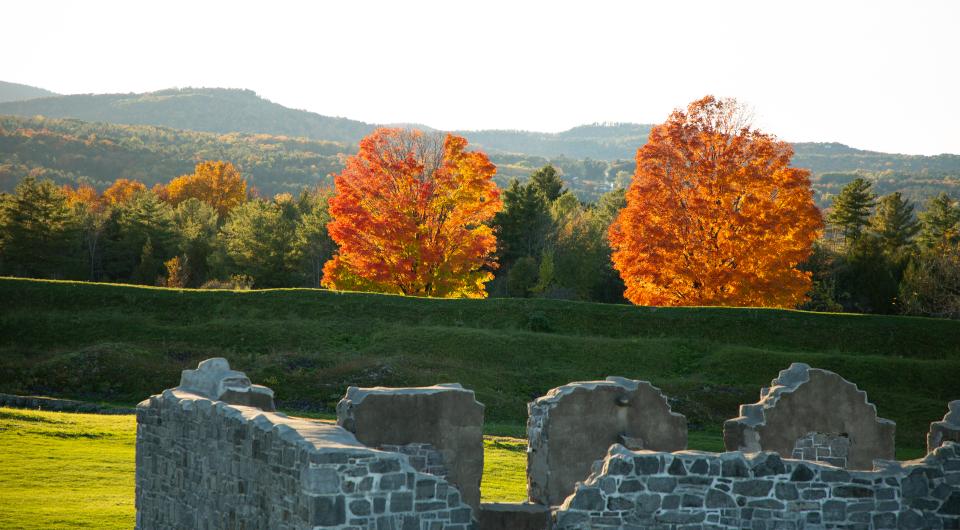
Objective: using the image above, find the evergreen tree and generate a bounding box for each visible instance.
[220,199,296,287]
[491,179,552,266]
[292,189,335,288]
[827,177,876,241]
[918,192,960,250]
[870,192,919,255]
[104,190,176,282]
[0,176,80,278]
[528,165,566,202]
[172,198,219,286]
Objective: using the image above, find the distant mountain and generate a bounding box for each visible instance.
[0,87,375,144]
[0,81,58,103]
[0,84,958,204]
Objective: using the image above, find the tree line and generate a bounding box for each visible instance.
[2,98,959,319]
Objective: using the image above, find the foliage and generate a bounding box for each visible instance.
[219,199,296,288]
[0,176,79,278]
[918,192,960,251]
[900,246,960,319]
[826,177,877,241]
[322,129,502,298]
[871,192,920,255]
[161,161,247,218]
[610,96,822,307]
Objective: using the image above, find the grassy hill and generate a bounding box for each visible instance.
[0,81,58,104]
[1,277,957,454]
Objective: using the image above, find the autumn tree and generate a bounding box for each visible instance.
[322,128,501,298]
[103,178,147,205]
[164,161,247,219]
[608,96,822,307]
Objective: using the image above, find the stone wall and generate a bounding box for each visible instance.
[930,401,960,453]
[724,363,895,470]
[527,377,687,507]
[554,442,960,529]
[338,384,485,510]
[136,364,476,529]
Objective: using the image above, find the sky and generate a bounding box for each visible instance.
[3,0,958,155]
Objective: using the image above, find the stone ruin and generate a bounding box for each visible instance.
[135,359,475,529]
[337,384,485,510]
[723,362,896,470]
[527,377,687,506]
[929,400,960,453]
[135,359,960,529]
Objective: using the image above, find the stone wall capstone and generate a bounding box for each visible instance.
[337,384,485,510]
[929,401,960,454]
[723,363,895,470]
[136,362,476,529]
[554,442,960,530]
[527,376,687,507]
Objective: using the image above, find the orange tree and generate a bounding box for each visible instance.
[609,96,822,307]
[161,161,247,219]
[322,128,502,298]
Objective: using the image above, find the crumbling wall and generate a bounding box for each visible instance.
[554,442,960,530]
[136,361,475,529]
[724,362,895,470]
[337,384,485,510]
[527,376,687,506]
[929,400,960,453]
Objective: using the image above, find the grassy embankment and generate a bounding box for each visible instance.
[2,277,957,451]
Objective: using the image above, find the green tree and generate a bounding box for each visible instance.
[220,199,296,287]
[492,179,552,266]
[292,189,335,288]
[505,255,538,298]
[870,192,919,255]
[528,165,566,202]
[899,246,960,319]
[827,177,876,241]
[172,198,219,286]
[0,176,80,278]
[104,190,176,283]
[918,192,960,250]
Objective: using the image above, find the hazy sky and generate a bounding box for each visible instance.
[3,0,958,155]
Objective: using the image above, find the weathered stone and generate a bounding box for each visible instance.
[337,384,484,509]
[723,363,895,470]
[526,377,686,505]
[706,489,737,508]
[177,357,275,411]
[929,401,960,453]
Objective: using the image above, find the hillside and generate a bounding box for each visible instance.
[0,81,58,104]
[2,114,959,204]
[1,277,957,451]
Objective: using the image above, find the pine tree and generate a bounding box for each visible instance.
[0,176,80,278]
[918,192,960,251]
[827,177,876,242]
[870,192,919,254]
[528,165,566,202]
[492,179,552,266]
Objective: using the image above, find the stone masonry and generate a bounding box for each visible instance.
[792,431,851,468]
[136,362,475,529]
[527,377,687,507]
[930,401,960,454]
[337,384,485,510]
[554,442,960,529]
[724,363,895,470]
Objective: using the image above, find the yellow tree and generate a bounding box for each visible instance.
[103,178,146,205]
[609,96,822,307]
[322,128,502,298]
[164,161,247,218]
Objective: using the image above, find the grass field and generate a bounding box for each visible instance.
[1,277,958,454]
[0,407,528,529]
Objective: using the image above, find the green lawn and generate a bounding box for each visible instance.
[0,407,529,528]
